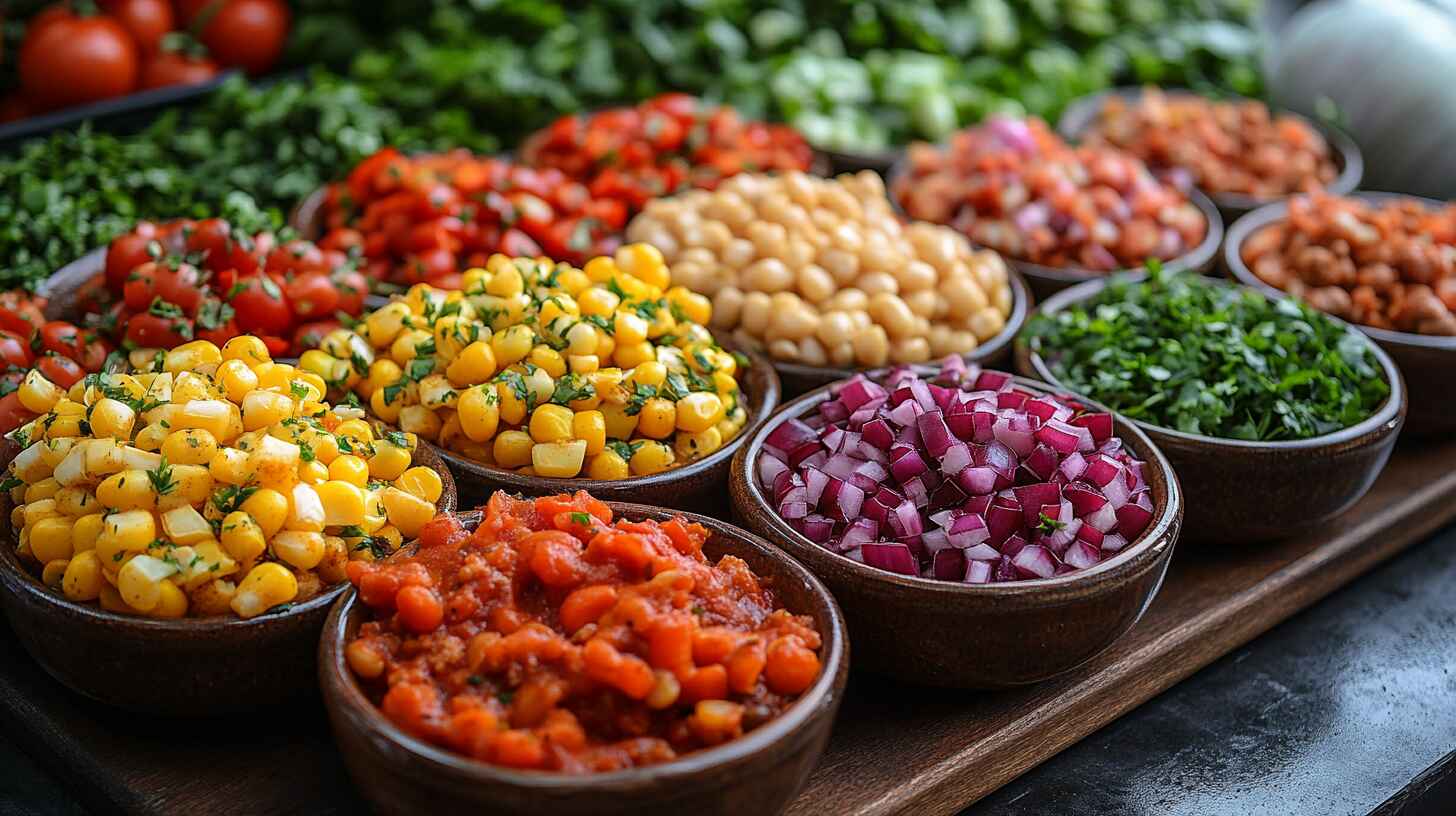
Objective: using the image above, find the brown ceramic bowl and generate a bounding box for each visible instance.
[729,374,1183,688]
[886,158,1224,301]
[771,266,1032,398]
[436,348,780,515]
[37,246,107,322]
[1056,86,1363,224]
[1016,275,1406,544]
[815,145,899,177]
[0,443,456,715]
[1223,191,1456,437]
[319,502,848,816]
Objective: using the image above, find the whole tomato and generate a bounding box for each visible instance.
[38,322,111,371]
[0,331,32,369]
[122,261,161,311]
[125,313,192,350]
[265,239,326,276]
[151,262,203,315]
[105,223,160,292]
[290,320,342,356]
[19,7,140,111]
[228,274,293,335]
[141,50,219,89]
[196,0,289,75]
[102,0,174,54]
[36,354,85,389]
[182,217,231,263]
[285,271,339,320]
[0,292,46,335]
[334,269,369,316]
[0,393,37,435]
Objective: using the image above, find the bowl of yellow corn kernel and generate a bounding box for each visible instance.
[0,335,456,715]
[298,243,781,512]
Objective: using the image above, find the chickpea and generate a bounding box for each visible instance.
[731,328,762,352]
[767,338,800,362]
[847,309,872,331]
[928,324,955,357]
[747,222,789,261]
[825,288,868,314]
[895,260,938,292]
[859,230,898,273]
[739,292,773,336]
[815,311,856,347]
[671,262,709,295]
[993,283,1013,316]
[783,238,816,271]
[700,220,733,252]
[756,193,796,225]
[947,330,979,355]
[674,219,704,248]
[941,275,989,319]
[831,222,864,254]
[770,301,819,342]
[810,208,840,233]
[711,287,746,330]
[820,248,860,284]
[851,325,890,367]
[625,215,660,244]
[904,289,940,319]
[679,247,717,268]
[742,258,794,293]
[967,306,1007,340]
[722,238,757,270]
[869,293,917,339]
[827,341,855,367]
[705,192,752,230]
[889,337,932,364]
[634,225,679,260]
[819,184,862,220]
[857,271,899,297]
[796,265,836,304]
[972,251,1010,293]
[797,336,828,366]
[782,172,818,208]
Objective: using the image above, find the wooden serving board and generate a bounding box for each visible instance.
[2,439,1454,816]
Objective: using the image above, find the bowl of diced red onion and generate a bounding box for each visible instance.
[730,357,1182,688]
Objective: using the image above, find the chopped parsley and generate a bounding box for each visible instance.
[550,374,595,406]
[606,439,642,462]
[383,430,411,449]
[146,456,177,496]
[1036,513,1068,535]
[569,512,592,526]
[210,484,258,515]
[624,382,656,416]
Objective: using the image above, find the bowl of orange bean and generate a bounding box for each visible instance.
[320,491,848,816]
[889,116,1222,300]
[1225,191,1456,436]
[1058,86,1363,221]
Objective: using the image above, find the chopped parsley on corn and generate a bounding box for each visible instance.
[300,243,750,480]
[4,337,444,620]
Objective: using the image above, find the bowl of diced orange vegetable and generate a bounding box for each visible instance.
[319,491,847,816]
[0,336,456,714]
[298,243,780,514]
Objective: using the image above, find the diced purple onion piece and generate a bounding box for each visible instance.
[917,410,954,458]
[758,454,789,491]
[965,559,994,583]
[800,514,834,543]
[861,543,919,576]
[1116,501,1153,539]
[1063,540,1100,569]
[1011,544,1058,579]
[765,418,819,458]
[1071,412,1113,443]
[932,548,965,580]
[1101,532,1129,553]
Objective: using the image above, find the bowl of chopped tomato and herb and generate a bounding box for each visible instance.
[320,491,847,816]
[1016,267,1405,544]
[729,357,1182,689]
[1224,191,1456,437]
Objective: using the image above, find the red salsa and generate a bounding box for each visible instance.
[344,491,823,773]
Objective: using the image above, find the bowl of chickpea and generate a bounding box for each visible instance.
[1224,191,1456,437]
[297,245,781,516]
[0,335,455,715]
[625,171,1029,398]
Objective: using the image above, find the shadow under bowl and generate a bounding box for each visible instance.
[1056,86,1364,224]
[0,443,456,716]
[729,374,1183,689]
[771,266,1032,399]
[1223,191,1456,437]
[438,349,781,515]
[1016,274,1406,544]
[319,502,848,816]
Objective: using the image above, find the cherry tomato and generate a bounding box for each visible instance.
[125,313,192,350]
[266,239,326,276]
[499,229,541,259]
[319,228,364,254]
[19,7,139,111]
[259,335,289,357]
[400,248,456,285]
[195,310,240,348]
[0,331,32,368]
[102,0,174,54]
[291,320,342,356]
[123,262,160,311]
[197,0,289,75]
[172,0,214,25]
[0,292,46,335]
[151,262,203,315]
[285,271,340,320]
[228,274,293,335]
[141,50,220,89]
[334,269,369,316]
[105,226,160,292]
[0,393,37,435]
[36,354,85,389]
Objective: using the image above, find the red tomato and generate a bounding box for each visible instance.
[291,320,341,355]
[151,262,203,315]
[197,0,289,74]
[102,0,174,54]
[334,269,369,316]
[499,229,541,259]
[265,239,326,276]
[36,354,85,389]
[347,148,404,203]
[122,262,160,311]
[401,248,455,285]
[0,331,31,368]
[259,335,289,356]
[285,271,339,320]
[319,228,364,254]
[0,292,46,335]
[105,226,159,292]
[228,274,292,335]
[125,313,192,349]
[172,0,214,25]
[141,50,220,89]
[18,8,140,111]
[195,306,240,347]
[0,393,37,435]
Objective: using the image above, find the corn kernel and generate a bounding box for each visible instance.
[241,488,289,538]
[96,469,156,512]
[70,513,105,553]
[528,346,567,378]
[209,447,250,485]
[398,405,443,441]
[328,454,370,487]
[493,430,535,469]
[490,325,535,367]
[614,312,649,347]
[150,581,189,618]
[675,392,725,433]
[587,449,631,480]
[160,428,218,466]
[368,443,412,481]
[222,336,271,366]
[616,243,668,288]
[572,411,607,456]
[18,370,64,413]
[675,426,724,460]
[54,486,99,517]
[380,487,436,538]
[88,398,137,440]
[272,531,326,571]
[29,517,75,564]
[231,563,299,619]
[300,459,330,485]
[600,403,640,440]
[527,404,575,444]
[316,480,367,526]
[24,477,60,504]
[614,341,655,370]
[458,386,501,443]
[393,467,443,504]
[240,391,293,431]
[117,554,179,613]
[531,439,588,478]
[286,482,326,533]
[62,551,104,601]
[629,441,675,476]
[220,511,267,562]
[164,340,222,374]
[636,398,677,439]
[41,558,69,588]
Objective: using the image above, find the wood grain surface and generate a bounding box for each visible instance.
[1,439,1453,816]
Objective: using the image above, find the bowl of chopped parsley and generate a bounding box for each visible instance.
[1016,267,1405,544]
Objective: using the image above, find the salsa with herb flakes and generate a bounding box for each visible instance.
[1025,267,1390,441]
[343,491,823,772]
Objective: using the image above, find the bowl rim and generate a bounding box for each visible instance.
[1018,272,1408,451]
[1223,190,1456,353]
[319,500,848,791]
[885,153,1225,287]
[1054,85,1364,211]
[768,265,1032,384]
[0,440,456,631]
[433,346,781,493]
[733,370,1183,598]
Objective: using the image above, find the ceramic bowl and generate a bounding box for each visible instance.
[1016,275,1406,544]
[772,266,1032,398]
[729,375,1182,688]
[1223,191,1456,437]
[0,443,456,715]
[319,502,848,816]
[815,145,899,177]
[1056,86,1364,223]
[436,348,780,515]
[886,158,1225,302]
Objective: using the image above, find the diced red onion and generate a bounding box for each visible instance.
[1035,420,1081,455]
[917,411,954,458]
[887,399,923,428]
[823,478,865,521]
[758,454,789,490]
[1101,532,1129,552]
[932,548,966,580]
[862,543,919,576]
[804,467,830,505]
[765,419,819,458]
[840,518,878,549]
[836,377,888,412]
[940,441,972,476]
[964,559,993,583]
[1021,443,1060,481]
[1063,540,1101,569]
[788,440,824,468]
[1012,544,1058,579]
[1071,412,1113,443]
[818,399,850,425]
[800,514,834,543]
[957,466,998,495]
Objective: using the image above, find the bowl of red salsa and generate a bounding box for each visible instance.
[319,491,848,816]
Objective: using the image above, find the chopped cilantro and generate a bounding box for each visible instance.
[146,456,177,496]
